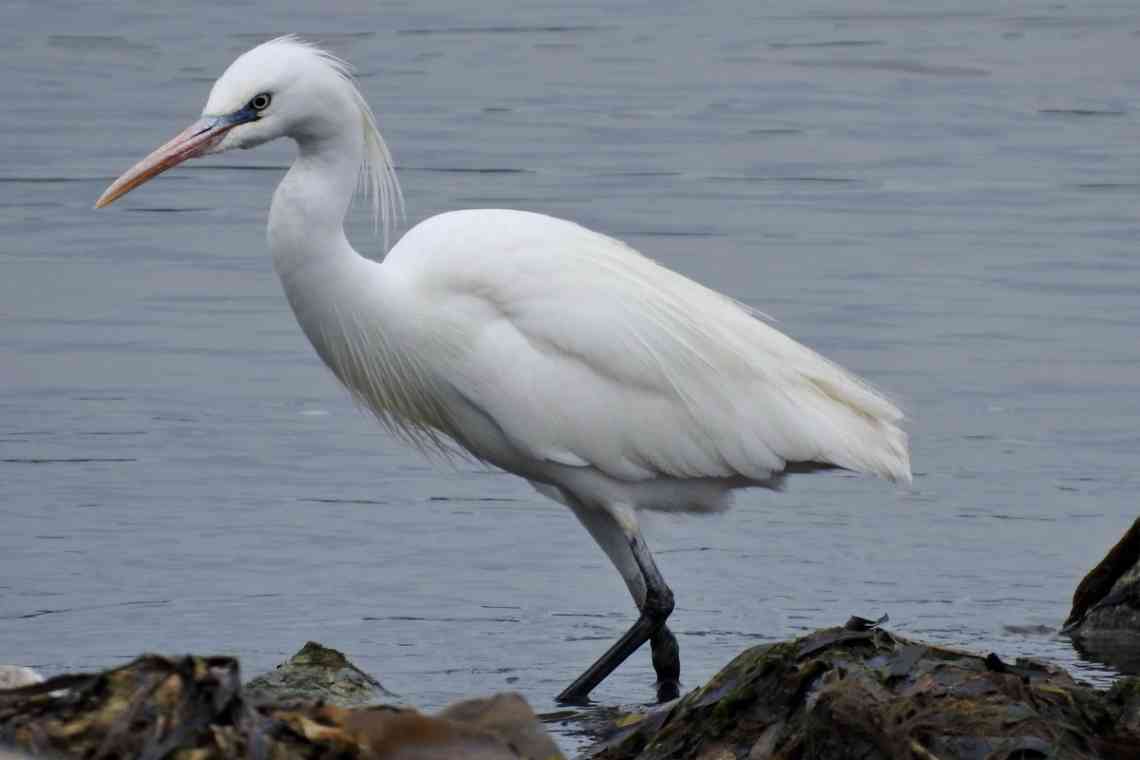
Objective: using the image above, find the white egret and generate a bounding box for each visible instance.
[96,36,910,704]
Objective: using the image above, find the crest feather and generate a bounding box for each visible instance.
[263,35,405,250]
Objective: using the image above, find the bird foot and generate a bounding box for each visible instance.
[655,679,681,703]
[650,625,680,703]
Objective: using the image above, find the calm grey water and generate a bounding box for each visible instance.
[3,0,1139,750]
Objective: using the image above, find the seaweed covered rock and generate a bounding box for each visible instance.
[0,653,562,759]
[0,655,255,758]
[243,641,394,707]
[589,627,1140,760]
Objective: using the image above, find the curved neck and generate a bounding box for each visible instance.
[269,126,364,279]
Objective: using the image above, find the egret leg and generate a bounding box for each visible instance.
[559,502,679,704]
[650,626,681,701]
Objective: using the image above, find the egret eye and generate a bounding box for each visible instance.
[249,93,272,111]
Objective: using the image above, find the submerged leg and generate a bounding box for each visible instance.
[558,501,680,704]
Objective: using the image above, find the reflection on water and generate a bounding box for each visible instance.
[2,1,1139,754]
[1072,636,1140,677]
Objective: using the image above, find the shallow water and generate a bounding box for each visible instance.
[2,1,1139,753]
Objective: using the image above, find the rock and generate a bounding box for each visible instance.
[0,651,563,759]
[586,626,1140,760]
[1064,517,1140,672]
[328,701,562,759]
[0,655,251,758]
[440,693,563,760]
[1065,516,1140,637]
[16,627,1140,760]
[243,640,394,707]
[1106,676,1140,737]
[0,668,42,691]
[244,643,562,757]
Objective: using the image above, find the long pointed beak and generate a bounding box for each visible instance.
[94,115,241,208]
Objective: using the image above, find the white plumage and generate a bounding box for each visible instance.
[386,210,907,485]
[96,36,911,703]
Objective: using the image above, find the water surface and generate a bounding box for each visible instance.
[2,1,1139,752]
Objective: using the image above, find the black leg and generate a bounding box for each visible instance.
[557,531,677,704]
[651,626,681,702]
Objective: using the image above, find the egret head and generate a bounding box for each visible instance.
[95,36,402,243]
[198,36,359,153]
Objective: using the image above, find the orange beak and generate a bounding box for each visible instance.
[94,115,245,208]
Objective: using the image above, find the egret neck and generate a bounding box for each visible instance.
[267,108,410,422]
[269,120,366,284]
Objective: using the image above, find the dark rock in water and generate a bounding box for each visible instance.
[1002,624,1057,636]
[0,652,563,759]
[586,627,1140,760]
[844,612,889,632]
[243,640,394,707]
[1065,517,1140,671]
[1066,516,1140,635]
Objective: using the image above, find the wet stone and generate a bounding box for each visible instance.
[242,640,394,707]
[0,649,564,759]
[1065,517,1140,673]
[585,626,1140,760]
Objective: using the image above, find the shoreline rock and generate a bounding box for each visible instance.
[3,630,1139,759]
[587,626,1140,760]
[1066,517,1140,639]
[1064,517,1140,676]
[0,647,563,760]
[243,641,395,707]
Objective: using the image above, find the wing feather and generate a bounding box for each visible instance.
[392,210,911,485]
